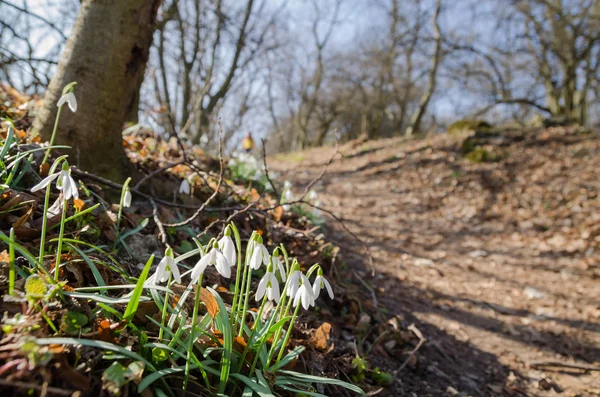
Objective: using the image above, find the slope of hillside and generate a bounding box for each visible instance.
[269,126,600,396]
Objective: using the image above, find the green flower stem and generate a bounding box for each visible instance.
[115,177,131,237]
[41,105,63,166]
[184,274,203,392]
[236,295,268,373]
[266,297,293,369]
[237,266,254,338]
[158,274,173,341]
[8,228,15,294]
[54,198,68,282]
[228,223,243,332]
[248,303,279,377]
[274,303,301,366]
[38,181,53,264]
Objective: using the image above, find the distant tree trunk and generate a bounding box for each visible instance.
[32,0,161,181]
[405,0,442,136]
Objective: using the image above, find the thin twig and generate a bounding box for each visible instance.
[260,138,279,199]
[396,324,427,374]
[0,379,74,396]
[150,199,167,244]
[530,361,600,372]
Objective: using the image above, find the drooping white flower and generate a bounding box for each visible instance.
[192,247,230,281]
[123,188,132,208]
[283,181,292,190]
[249,242,270,270]
[272,256,286,282]
[256,271,280,303]
[31,169,79,200]
[179,178,191,195]
[308,190,318,201]
[218,235,236,267]
[284,189,294,202]
[286,269,301,298]
[155,248,181,284]
[292,273,315,310]
[57,92,77,112]
[313,274,334,300]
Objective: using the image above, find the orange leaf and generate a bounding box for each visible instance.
[272,205,283,222]
[199,287,219,320]
[0,250,9,262]
[73,198,85,212]
[13,205,34,228]
[310,322,332,351]
[39,162,50,177]
[250,188,260,202]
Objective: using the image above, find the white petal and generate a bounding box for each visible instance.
[179,179,190,194]
[275,258,286,281]
[259,245,270,266]
[31,173,59,192]
[60,172,72,200]
[300,274,313,298]
[170,259,182,284]
[192,253,212,281]
[57,94,68,108]
[123,190,132,207]
[68,175,79,200]
[300,286,311,310]
[155,257,169,283]
[215,250,230,278]
[219,236,236,266]
[323,278,334,299]
[287,271,300,297]
[66,92,77,112]
[249,247,262,270]
[293,289,302,307]
[256,276,267,301]
[312,276,322,299]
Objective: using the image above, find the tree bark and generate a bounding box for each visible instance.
[32,0,161,181]
[405,0,442,136]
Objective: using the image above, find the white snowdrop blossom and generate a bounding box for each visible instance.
[284,189,294,202]
[31,168,79,200]
[283,181,292,190]
[308,190,318,201]
[192,247,230,281]
[249,242,270,270]
[293,273,315,310]
[155,249,181,284]
[123,188,132,208]
[313,274,334,300]
[286,269,301,298]
[256,271,280,303]
[218,235,236,267]
[272,256,286,281]
[57,92,77,112]
[179,178,191,195]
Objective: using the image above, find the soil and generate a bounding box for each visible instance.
[269,126,600,396]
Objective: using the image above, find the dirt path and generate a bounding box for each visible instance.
[270,128,600,396]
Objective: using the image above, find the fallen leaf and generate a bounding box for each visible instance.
[311,322,332,351]
[199,287,219,320]
[272,205,283,222]
[73,198,85,212]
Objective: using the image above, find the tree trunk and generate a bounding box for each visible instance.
[32,0,161,181]
[405,0,442,136]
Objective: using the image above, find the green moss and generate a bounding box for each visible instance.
[465,147,502,163]
[448,119,492,135]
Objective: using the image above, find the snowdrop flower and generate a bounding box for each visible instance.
[123,187,132,208]
[292,273,315,310]
[286,262,302,298]
[31,163,79,200]
[179,178,191,195]
[57,92,77,112]
[256,266,280,303]
[155,247,181,284]
[308,190,318,201]
[284,189,294,202]
[283,181,292,190]
[218,229,237,267]
[192,245,230,281]
[249,240,270,270]
[313,269,334,300]
[272,255,286,281]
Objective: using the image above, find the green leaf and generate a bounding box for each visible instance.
[25,274,47,300]
[270,346,305,372]
[275,370,365,396]
[63,292,150,305]
[60,311,88,335]
[208,287,232,395]
[228,373,274,397]
[102,362,127,395]
[124,254,154,322]
[36,337,156,371]
[66,243,106,291]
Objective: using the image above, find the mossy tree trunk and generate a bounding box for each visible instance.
[32,0,161,181]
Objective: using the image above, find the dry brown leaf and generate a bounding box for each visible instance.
[250,188,260,202]
[199,287,219,320]
[13,205,34,228]
[0,250,9,263]
[272,205,283,222]
[39,162,50,177]
[310,322,332,351]
[73,198,85,212]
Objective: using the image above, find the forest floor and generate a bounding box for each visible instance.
[269,126,600,396]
